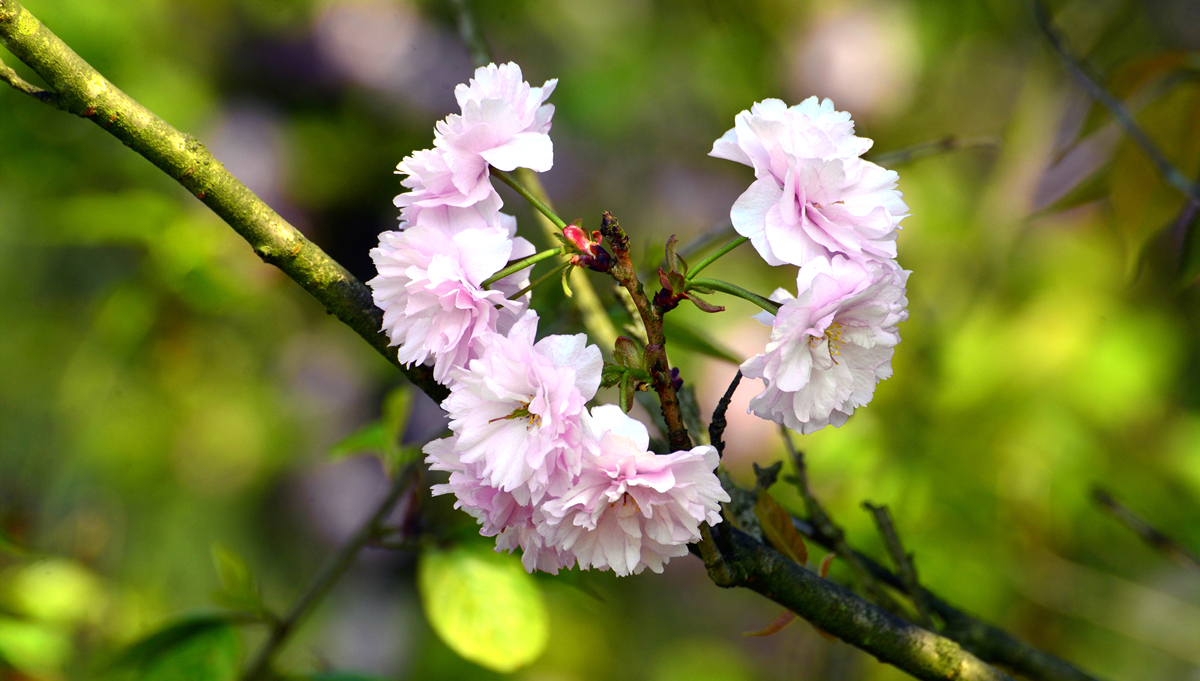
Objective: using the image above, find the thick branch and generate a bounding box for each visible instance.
[0,0,447,402]
[710,524,1014,681]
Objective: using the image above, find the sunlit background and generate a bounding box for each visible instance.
[3,0,1200,678]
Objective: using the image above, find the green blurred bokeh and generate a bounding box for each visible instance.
[3,0,1200,679]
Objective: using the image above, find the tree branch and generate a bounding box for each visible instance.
[708,370,742,457]
[709,524,1014,681]
[1093,487,1200,575]
[864,501,935,629]
[0,0,447,402]
[243,467,420,681]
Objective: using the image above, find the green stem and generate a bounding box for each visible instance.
[492,168,567,229]
[686,236,748,281]
[689,278,780,314]
[481,246,564,288]
[509,259,571,300]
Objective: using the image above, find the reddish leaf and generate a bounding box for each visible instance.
[743,610,798,637]
[754,490,808,566]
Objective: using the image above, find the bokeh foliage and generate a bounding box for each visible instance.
[2,0,1200,679]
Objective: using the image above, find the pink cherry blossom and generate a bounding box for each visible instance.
[433,62,557,204]
[740,255,909,434]
[540,405,729,577]
[710,97,908,266]
[368,214,533,384]
[393,146,502,227]
[441,311,602,506]
[425,435,573,574]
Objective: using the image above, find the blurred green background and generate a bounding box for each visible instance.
[3,0,1200,678]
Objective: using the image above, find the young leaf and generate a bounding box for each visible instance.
[210,544,266,617]
[381,387,413,449]
[743,610,798,637]
[754,491,808,566]
[618,374,634,413]
[417,545,548,673]
[561,266,574,298]
[613,336,640,368]
[600,364,625,389]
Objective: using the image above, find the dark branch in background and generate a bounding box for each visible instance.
[0,0,447,402]
[244,466,421,681]
[1031,0,1200,204]
[780,429,896,609]
[1167,171,1200,276]
[708,370,742,457]
[448,0,490,69]
[864,502,935,629]
[1093,487,1200,576]
[868,136,1001,167]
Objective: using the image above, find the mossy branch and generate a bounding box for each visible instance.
[0,0,446,402]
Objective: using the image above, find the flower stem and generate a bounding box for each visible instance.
[686,236,749,281]
[481,246,564,288]
[688,278,780,314]
[492,168,567,229]
[508,259,572,300]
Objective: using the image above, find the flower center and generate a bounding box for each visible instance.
[488,400,542,430]
[610,492,640,517]
[809,321,843,365]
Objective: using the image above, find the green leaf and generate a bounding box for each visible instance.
[662,316,741,364]
[619,374,634,413]
[381,387,413,447]
[331,386,415,470]
[0,616,71,678]
[600,364,626,389]
[107,615,239,677]
[210,544,266,616]
[561,266,574,298]
[417,545,548,673]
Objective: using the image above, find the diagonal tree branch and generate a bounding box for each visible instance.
[1093,487,1200,576]
[0,0,447,402]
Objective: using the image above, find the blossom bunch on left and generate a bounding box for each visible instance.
[369,64,730,576]
[369,62,553,383]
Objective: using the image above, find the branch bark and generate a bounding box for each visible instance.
[0,0,447,402]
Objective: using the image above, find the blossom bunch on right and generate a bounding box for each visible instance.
[712,97,910,434]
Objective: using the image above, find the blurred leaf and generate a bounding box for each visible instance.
[677,385,707,445]
[108,615,239,679]
[754,491,808,566]
[0,616,71,678]
[7,558,104,624]
[0,529,29,558]
[662,317,740,365]
[291,675,391,681]
[418,545,548,673]
[328,422,389,459]
[210,544,266,617]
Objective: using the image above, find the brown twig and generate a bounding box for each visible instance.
[864,501,935,629]
[600,212,692,452]
[868,135,1001,167]
[780,428,895,609]
[1093,487,1200,576]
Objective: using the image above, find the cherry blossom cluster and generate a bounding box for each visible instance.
[368,64,729,576]
[711,97,910,434]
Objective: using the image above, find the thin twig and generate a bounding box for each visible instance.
[243,467,419,681]
[708,370,742,457]
[780,428,896,610]
[0,54,59,106]
[1093,487,1200,576]
[1031,0,1200,203]
[448,0,492,69]
[1167,171,1200,276]
[864,502,935,629]
[868,135,1001,167]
